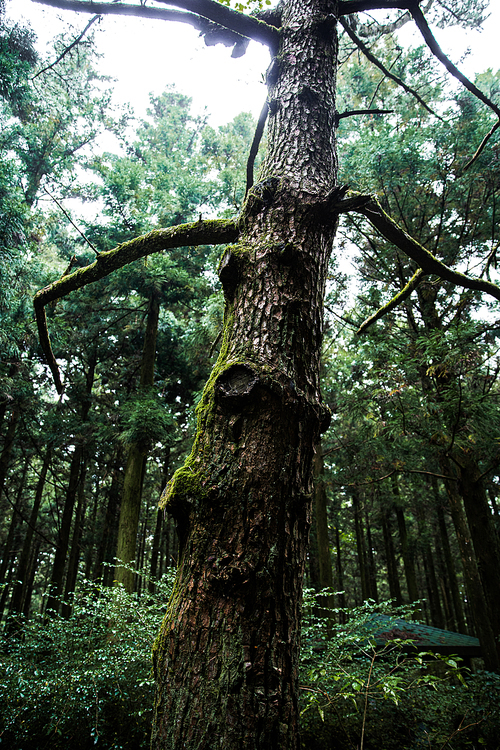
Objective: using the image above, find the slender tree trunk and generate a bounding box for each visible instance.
[149,509,163,590]
[422,546,444,629]
[334,514,346,620]
[0,407,20,510]
[22,539,41,618]
[149,447,171,593]
[364,500,378,602]
[433,477,466,634]
[392,477,419,603]
[456,452,500,639]
[381,506,403,605]
[0,460,28,621]
[440,458,499,670]
[115,292,160,592]
[416,499,444,628]
[9,449,51,619]
[92,448,124,584]
[61,457,89,617]
[353,490,370,602]
[84,475,100,580]
[313,445,334,612]
[45,446,84,614]
[46,354,95,615]
[152,2,338,745]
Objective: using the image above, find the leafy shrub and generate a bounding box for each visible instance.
[2,583,499,749]
[0,571,174,749]
[299,591,500,750]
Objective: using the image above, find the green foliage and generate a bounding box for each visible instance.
[0,571,175,750]
[300,594,500,750]
[119,390,177,450]
[0,14,37,115]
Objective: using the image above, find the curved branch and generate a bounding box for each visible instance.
[34,218,239,393]
[357,267,425,334]
[349,194,500,303]
[32,0,279,52]
[339,18,440,118]
[410,4,500,119]
[154,0,279,50]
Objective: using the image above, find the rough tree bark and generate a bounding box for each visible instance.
[30,0,500,744]
[151,2,338,746]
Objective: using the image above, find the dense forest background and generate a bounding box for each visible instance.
[1,3,500,748]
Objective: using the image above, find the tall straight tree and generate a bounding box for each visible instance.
[31,0,500,747]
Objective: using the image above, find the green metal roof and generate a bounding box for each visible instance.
[364,614,482,657]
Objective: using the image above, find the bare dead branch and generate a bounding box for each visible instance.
[410,4,500,119]
[32,14,100,80]
[357,267,425,334]
[336,108,393,125]
[43,187,99,256]
[34,218,239,393]
[246,99,268,197]
[339,18,440,118]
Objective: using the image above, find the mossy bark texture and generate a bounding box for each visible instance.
[151,2,338,748]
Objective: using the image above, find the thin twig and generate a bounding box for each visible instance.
[335,108,393,126]
[340,18,441,119]
[43,188,100,256]
[32,15,100,80]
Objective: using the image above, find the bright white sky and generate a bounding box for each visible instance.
[6,0,500,128]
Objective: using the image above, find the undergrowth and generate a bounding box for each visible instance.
[1,581,499,749]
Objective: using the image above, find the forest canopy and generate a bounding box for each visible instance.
[1,1,500,748]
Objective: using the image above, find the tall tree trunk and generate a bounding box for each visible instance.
[456,452,500,639]
[92,448,124,584]
[433,479,466,634]
[422,546,444,629]
[149,447,171,593]
[84,474,100,580]
[353,490,370,602]
[440,458,499,670]
[381,506,403,606]
[22,539,41,619]
[61,457,89,617]
[0,406,20,511]
[45,446,85,615]
[9,449,52,619]
[313,445,334,613]
[334,512,346,620]
[0,459,28,621]
[392,477,419,603]
[115,292,160,592]
[45,353,95,615]
[152,2,338,745]
[364,498,378,602]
